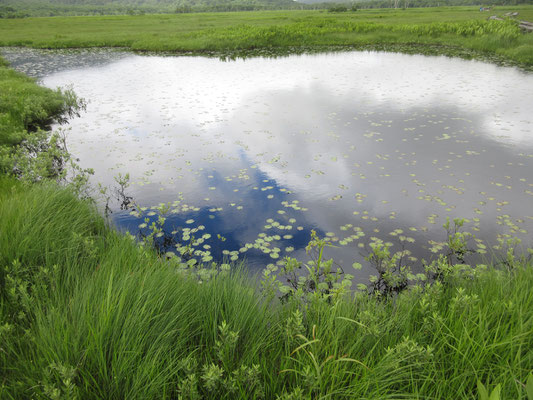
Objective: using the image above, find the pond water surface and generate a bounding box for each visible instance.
[4,48,533,276]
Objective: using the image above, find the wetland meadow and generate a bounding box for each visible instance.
[1,6,533,399]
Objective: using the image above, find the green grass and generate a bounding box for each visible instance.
[0,54,75,156]
[1,17,533,399]
[0,183,532,399]
[0,55,84,180]
[0,60,74,146]
[1,6,533,67]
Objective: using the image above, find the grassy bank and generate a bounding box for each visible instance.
[0,56,78,148]
[0,55,83,181]
[1,6,533,68]
[1,182,533,399]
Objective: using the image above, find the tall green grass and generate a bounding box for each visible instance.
[1,183,532,398]
[1,6,533,67]
[0,55,84,182]
[0,59,79,146]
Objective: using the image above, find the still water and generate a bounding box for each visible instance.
[4,48,533,276]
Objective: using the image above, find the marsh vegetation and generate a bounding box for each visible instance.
[1,6,533,398]
[1,6,533,67]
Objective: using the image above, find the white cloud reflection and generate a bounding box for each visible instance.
[37,51,533,269]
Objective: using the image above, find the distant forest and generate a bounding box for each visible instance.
[0,0,530,17]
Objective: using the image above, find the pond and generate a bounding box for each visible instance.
[3,47,533,277]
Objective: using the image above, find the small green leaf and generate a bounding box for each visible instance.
[352,262,362,270]
[489,384,501,400]
[526,373,533,400]
[279,285,291,294]
[477,381,489,400]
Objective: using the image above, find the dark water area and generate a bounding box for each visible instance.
[3,48,533,277]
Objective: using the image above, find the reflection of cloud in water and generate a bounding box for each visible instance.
[32,50,533,270]
[229,86,532,242]
[42,52,533,144]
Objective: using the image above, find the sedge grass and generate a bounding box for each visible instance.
[0,184,532,398]
[1,6,533,68]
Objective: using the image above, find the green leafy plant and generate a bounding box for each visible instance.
[364,236,412,296]
[426,218,477,282]
[477,381,501,400]
[42,362,79,400]
[527,373,533,400]
[262,230,352,303]
[176,321,264,399]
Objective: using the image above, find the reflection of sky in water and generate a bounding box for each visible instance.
[5,49,533,274]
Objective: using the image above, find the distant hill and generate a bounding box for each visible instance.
[1,0,528,17]
[0,0,302,16]
[24,0,295,6]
